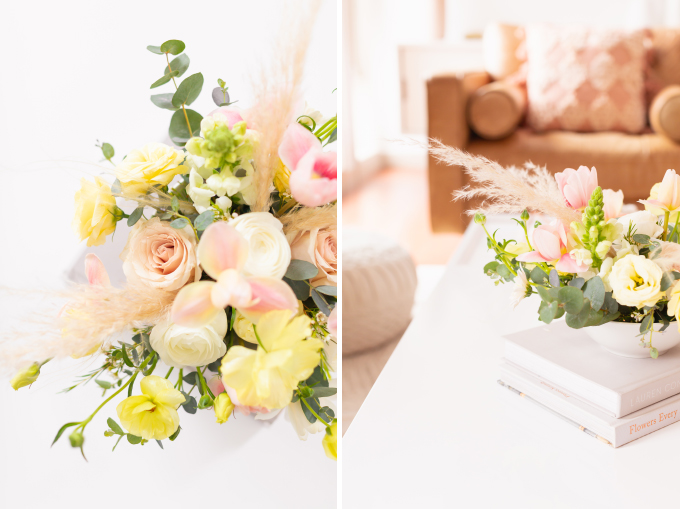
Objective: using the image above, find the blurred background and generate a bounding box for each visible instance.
[342,0,680,432]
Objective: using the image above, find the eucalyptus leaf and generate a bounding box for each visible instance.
[661,272,674,292]
[496,264,514,281]
[558,286,585,314]
[127,207,144,227]
[583,276,605,311]
[301,397,321,424]
[212,86,230,106]
[170,217,189,229]
[168,108,202,146]
[160,39,185,55]
[165,54,189,77]
[127,434,142,445]
[285,259,319,280]
[150,70,179,89]
[183,371,197,385]
[539,301,559,324]
[312,387,337,398]
[147,45,163,54]
[584,308,604,327]
[483,261,499,276]
[171,196,179,212]
[600,311,621,324]
[633,234,651,245]
[326,128,337,144]
[530,266,549,285]
[315,285,337,297]
[150,93,179,111]
[172,73,204,107]
[101,142,114,160]
[194,210,215,231]
[565,301,591,329]
[640,315,654,334]
[312,290,331,316]
[169,426,181,441]
[181,395,197,414]
[548,269,560,288]
[284,277,311,300]
[568,277,585,289]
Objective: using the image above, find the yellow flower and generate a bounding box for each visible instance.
[274,159,291,194]
[233,310,257,344]
[220,310,322,410]
[322,420,337,460]
[10,363,41,390]
[214,392,234,424]
[116,375,185,440]
[668,281,680,322]
[72,177,117,246]
[115,142,187,195]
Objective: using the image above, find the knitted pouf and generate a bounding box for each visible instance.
[343,229,417,356]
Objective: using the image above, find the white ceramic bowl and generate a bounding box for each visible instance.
[585,321,680,358]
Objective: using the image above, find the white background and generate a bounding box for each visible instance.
[0,1,337,507]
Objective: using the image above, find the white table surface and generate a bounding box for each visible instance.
[0,1,337,506]
[343,217,680,508]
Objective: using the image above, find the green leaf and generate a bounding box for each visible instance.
[127,434,142,445]
[170,217,189,229]
[640,314,654,334]
[530,266,549,285]
[172,73,204,107]
[171,196,179,212]
[111,179,122,194]
[95,379,112,389]
[107,418,124,435]
[496,264,514,281]
[150,93,179,111]
[156,440,164,449]
[633,234,651,245]
[315,285,337,297]
[194,210,215,231]
[285,259,319,280]
[326,128,337,144]
[150,70,179,89]
[160,39,185,55]
[568,277,585,289]
[301,397,321,424]
[583,276,605,310]
[584,308,604,327]
[52,422,80,446]
[558,286,585,314]
[284,277,311,300]
[127,207,144,227]
[600,311,620,324]
[483,261,499,276]
[603,292,619,314]
[165,54,190,77]
[312,387,337,398]
[312,290,331,316]
[536,285,558,303]
[147,45,163,54]
[651,347,659,359]
[565,302,591,329]
[183,371,197,385]
[661,272,674,292]
[169,426,181,441]
[168,108,202,146]
[539,300,559,324]
[181,395,197,414]
[101,142,114,160]
[120,346,134,368]
[548,269,560,288]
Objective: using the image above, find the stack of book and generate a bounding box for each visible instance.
[500,320,680,447]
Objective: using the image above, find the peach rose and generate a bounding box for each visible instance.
[121,217,201,291]
[290,228,337,287]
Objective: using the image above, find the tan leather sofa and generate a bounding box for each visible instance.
[428,28,680,233]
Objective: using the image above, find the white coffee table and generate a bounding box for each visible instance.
[342,217,680,508]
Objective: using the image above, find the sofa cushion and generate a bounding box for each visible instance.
[650,85,680,142]
[468,81,526,140]
[468,129,680,201]
[525,25,647,134]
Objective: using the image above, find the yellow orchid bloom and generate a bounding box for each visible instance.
[116,375,185,440]
[220,310,323,410]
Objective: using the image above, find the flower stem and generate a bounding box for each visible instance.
[670,216,680,243]
[165,53,193,136]
[252,325,268,353]
[165,367,174,379]
[664,211,670,241]
[481,225,517,277]
[301,397,330,428]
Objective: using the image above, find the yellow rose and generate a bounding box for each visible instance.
[609,255,664,308]
[10,363,41,390]
[220,310,322,410]
[322,420,337,461]
[116,375,185,440]
[72,176,117,247]
[115,142,188,195]
[214,392,234,424]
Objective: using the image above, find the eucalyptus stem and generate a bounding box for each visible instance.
[301,397,330,428]
[165,53,193,136]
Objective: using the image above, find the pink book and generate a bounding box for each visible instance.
[504,320,680,418]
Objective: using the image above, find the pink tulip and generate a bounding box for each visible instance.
[603,189,624,220]
[516,220,588,273]
[278,123,337,207]
[555,166,598,210]
[639,169,680,213]
[171,221,298,327]
[207,107,247,129]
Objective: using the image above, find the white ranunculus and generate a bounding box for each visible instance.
[229,212,291,279]
[149,311,228,367]
[609,254,664,308]
[617,210,664,239]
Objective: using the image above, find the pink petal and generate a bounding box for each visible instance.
[278,122,322,171]
[532,228,562,261]
[211,269,253,309]
[639,199,667,209]
[198,221,249,280]
[556,253,588,273]
[208,107,246,129]
[171,281,223,327]
[328,306,338,336]
[85,253,110,286]
[238,277,299,324]
[289,151,337,207]
[516,251,550,263]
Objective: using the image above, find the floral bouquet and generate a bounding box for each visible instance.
[5,18,338,461]
[430,143,680,358]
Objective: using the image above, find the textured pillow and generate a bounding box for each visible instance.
[468,81,526,140]
[650,85,680,142]
[525,25,646,133]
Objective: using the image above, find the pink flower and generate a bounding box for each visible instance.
[516,220,588,273]
[328,306,337,336]
[555,166,598,210]
[278,123,336,207]
[639,169,680,213]
[85,253,110,287]
[207,107,246,129]
[289,227,337,287]
[603,189,624,220]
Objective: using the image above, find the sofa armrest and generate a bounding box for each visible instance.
[427,72,490,233]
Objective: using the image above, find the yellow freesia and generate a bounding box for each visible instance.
[10,363,41,390]
[322,421,337,461]
[116,375,185,440]
[72,176,117,247]
[214,392,234,424]
[220,310,323,410]
[115,142,187,195]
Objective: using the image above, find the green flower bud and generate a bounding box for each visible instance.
[298,385,314,399]
[69,430,84,448]
[10,363,41,390]
[520,209,530,221]
[473,213,486,225]
[197,394,213,410]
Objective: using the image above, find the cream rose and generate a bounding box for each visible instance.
[72,177,117,247]
[229,212,291,279]
[150,311,228,367]
[121,217,201,291]
[609,254,664,308]
[289,228,337,287]
[115,142,187,195]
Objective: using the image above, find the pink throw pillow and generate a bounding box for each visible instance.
[525,25,646,133]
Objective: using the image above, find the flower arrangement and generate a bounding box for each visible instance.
[430,143,680,358]
[6,24,337,460]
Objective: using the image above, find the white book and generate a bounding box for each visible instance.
[504,320,680,418]
[499,361,680,447]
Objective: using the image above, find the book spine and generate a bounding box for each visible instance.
[615,401,680,446]
[620,373,680,417]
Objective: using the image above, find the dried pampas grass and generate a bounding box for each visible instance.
[428,140,580,224]
[0,284,175,376]
[249,0,321,212]
[280,203,337,236]
[651,241,680,273]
